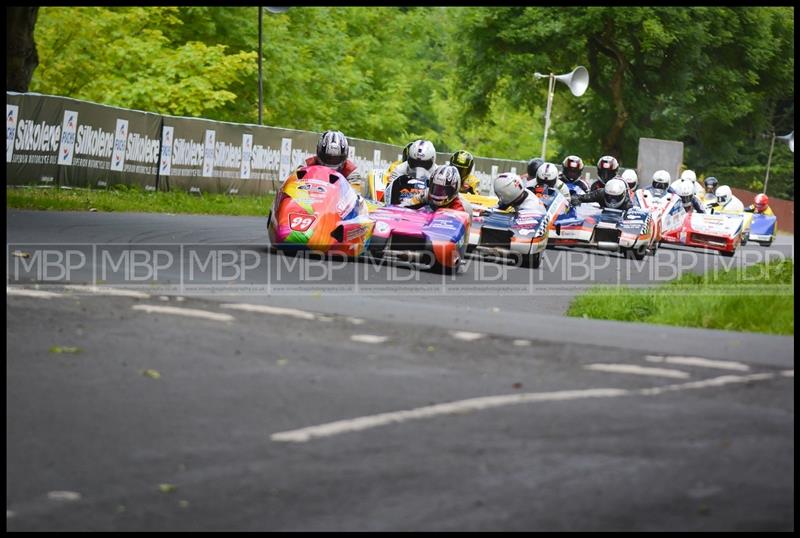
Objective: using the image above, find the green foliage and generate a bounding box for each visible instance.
[567,259,794,335]
[29,7,794,197]
[31,7,257,118]
[456,7,793,185]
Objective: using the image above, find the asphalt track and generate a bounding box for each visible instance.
[6,210,795,531]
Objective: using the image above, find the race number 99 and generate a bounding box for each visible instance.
[289,214,316,232]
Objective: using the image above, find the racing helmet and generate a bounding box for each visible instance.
[562,155,584,181]
[407,140,436,171]
[603,178,628,209]
[596,156,620,183]
[401,141,414,162]
[754,193,769,212]
[536,162,560,188]
[621,168,638,190]
[427,165,460,208]
[704,176,719,193]
[316,130,349,169]
[680,169,697,183]
[527,157,544,179]
[651,170,671,190]
[494,172,526,206]
[715,185,733,206]
[674,179,695,208]
[449,150,475,181]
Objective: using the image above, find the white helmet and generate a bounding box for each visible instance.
[407,140,436,172]
[621,169,638,190]
[535,162,560,187]
[680,169,697,182]
[674,179,695,207]
[651,170,670,190]
[603,178,627,209]
[715,185,732,205]
[494,172,526,206]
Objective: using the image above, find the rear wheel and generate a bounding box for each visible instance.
[625,245,647,260]
[741,233,749,246]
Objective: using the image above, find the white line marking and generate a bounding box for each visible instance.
[781,370,794,378]
[585,363,691,379]
[6,287,63,299]
[513,339,531,347]
[638,373,775,395]
[271,372,784,443]
[63,285,150,299]
[131,304,234,322]
[219,303,316,320]
[47,491,82,502]
[347,317,365,325]
[350,334,388,344]
[644,355,750,371]
[271,388,629,443]
[451,331,485,341]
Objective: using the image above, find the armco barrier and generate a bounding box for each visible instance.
[7,92,162,189]
[7,92,531,196]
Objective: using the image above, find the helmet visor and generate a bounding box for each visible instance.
[319,152,346,168]
[428,182,455,207]
[605,191,625,208]
[408,157,434,170]
[564,167,581,181]
[598,168,615,182]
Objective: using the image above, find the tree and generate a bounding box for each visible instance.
[7,7,39,92]
[31,7,257,118]
[455,7,794,169]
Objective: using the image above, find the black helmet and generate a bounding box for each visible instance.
[401,141,413,162]
[316,130,348,169]
[527,157,544,179]
[704,176,719,192]
[596,155,620,183]
[449,150,475,181]
[562,155,584,181]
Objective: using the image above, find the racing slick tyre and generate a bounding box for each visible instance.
[625,245,648,260]
[720,249,736,257]
[759,240,773,247]
[522,252,542,269]
[741,233,749,246]
[433,257,465,275]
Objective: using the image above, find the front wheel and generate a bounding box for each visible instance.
[720,249,735,257]
[625,245,647,260]
[522,252,541,269]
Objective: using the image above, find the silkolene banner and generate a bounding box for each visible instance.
[159,117,340,195]
[7,92,161,188]
[7,91,532,195]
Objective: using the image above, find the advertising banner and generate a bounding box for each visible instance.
[6,92,162,188]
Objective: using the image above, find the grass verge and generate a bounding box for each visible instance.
[7,186,274,217]
[567,259,794,335]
